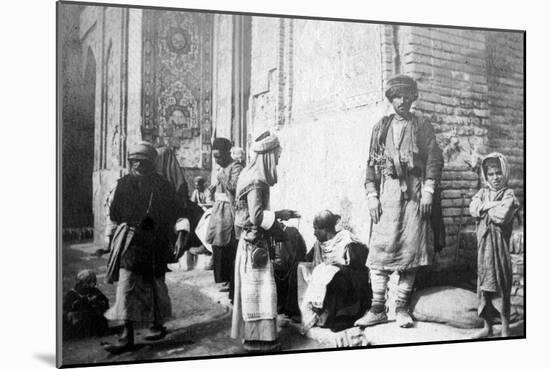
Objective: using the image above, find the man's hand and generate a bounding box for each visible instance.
[93,235,112,257]
[93,248,110,257]
[420,191,433,218]
[275,209,300,221]
[367,196,382,224]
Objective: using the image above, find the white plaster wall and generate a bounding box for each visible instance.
[126,8,142,146]
[249,18,389,248]
[212,14,233,140]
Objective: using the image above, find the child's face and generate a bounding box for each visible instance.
[486,166,504,189]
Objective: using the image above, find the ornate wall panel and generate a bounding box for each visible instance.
[142,10,213,168]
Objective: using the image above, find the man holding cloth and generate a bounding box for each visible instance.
[101,141,189,353]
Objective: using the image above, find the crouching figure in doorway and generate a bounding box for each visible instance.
[298,210,372,334]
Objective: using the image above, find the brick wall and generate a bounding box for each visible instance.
[380,25,524,318]
[486,31,525,207]
[380,26,524,269]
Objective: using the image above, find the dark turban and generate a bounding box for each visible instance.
[385,74,418,102]
[313,210,341,231]
[212,137,232,152]
[128,141,157,162]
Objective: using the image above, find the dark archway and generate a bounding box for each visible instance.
[62,46,95,235]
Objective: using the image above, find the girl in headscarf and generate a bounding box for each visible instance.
[469,152,519,338]
[230,131,299,352]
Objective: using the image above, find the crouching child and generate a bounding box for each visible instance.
[63,270,109,339]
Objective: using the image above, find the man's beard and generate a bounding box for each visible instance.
[131,168,153,177]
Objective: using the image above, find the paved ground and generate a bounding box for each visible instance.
[60,241,524,367]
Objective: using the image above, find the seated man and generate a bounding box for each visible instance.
[298,210,371,333]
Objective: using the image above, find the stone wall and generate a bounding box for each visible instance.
[60,3,95,231]
[509,230,524,320]
[79,6,143,244]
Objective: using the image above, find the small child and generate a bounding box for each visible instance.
[469,153,519,338]
[230,146,245,166]
[63,270,109,339]
[190,176,210,209]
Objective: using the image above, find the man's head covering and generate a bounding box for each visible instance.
[481,152,510,191]
[385,74,418,101]
[212,137,232,152]
[250,131,280,153]
[313,210,341,231]
[236,131,281,192]
[75,269,97,292]
[128,141,157,162]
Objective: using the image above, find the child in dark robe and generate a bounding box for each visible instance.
[63,270,109,339]
[469,153,519,338]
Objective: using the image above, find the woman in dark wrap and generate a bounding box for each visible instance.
[155,146,204,261]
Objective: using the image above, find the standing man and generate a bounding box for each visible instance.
[205,138,244,302]
[355,75,444,328]
[102,141,189,353]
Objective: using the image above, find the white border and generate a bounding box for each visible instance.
[3,0,543,368]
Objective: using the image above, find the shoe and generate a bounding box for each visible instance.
[354,309,388,327]
[395,307,414,328]
[144,326,167,341]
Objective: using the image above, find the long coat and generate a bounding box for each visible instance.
[109,173,180,278]
[365,114,445,270]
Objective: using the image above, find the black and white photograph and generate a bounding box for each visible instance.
[55,0,528,367]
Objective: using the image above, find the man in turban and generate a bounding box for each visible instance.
[205,137,244,302]
[231,131,299,352]
[101,141,188,353]
[354,75,444,329]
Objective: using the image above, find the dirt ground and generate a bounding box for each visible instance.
[60,241,328,366]
[60,241,524,367]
